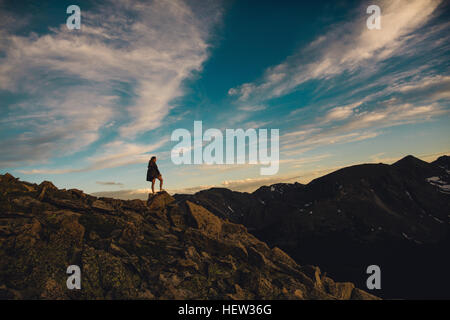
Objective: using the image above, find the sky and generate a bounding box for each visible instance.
[0,0,449,199]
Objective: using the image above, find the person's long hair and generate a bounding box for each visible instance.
[150,156,156,163]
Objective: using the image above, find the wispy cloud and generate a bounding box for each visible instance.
[223,0,449,164]
[0,0,222,168]
[237,105,267,112]
[229,0,444,101]
[320,101,365,124]
[96,181,124,186]
[282,130,381,155]
[17,139,167,174]
[282,99,448,154]
[0,90,117,167]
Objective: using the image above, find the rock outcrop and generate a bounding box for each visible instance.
[0,173,378,300]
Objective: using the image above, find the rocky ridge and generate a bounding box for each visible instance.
[0,173,378,300]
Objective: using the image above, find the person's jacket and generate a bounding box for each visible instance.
[147,161,160,177]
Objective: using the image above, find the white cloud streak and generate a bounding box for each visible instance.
[17,138,168,174]
[229,0,444,101]
[0,0,222,168]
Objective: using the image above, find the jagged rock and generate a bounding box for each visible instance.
[0,285,21,299]
[68,189,86,199]
[176,258,199,271]
[0,174,379,300]
[294,289,304,299]
[12,196,42,209]
[92,200,115,212]
[248,246,271,269]
[271,247,297,267]
[147,191,174,210]
[227,284,249,300]
[37,181,58,200]
[185,246,200,260]
[186,201,223,237]
[39,181,58,190]
[46,197,90,211]
[351,287,380,300]
[1,173,18,183]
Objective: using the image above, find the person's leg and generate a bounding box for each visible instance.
[157,175,163,191]
[151,178,156,194]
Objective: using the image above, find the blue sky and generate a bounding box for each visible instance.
[1,0,449,199]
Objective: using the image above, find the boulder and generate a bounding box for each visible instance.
[147,191,175,210]
[92,199,115,212]
[186,201,223,237]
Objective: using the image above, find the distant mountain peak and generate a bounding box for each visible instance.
[432,155,450,170]
[393,154,427,166]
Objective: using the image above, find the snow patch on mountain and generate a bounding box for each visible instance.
[426,176,450,194]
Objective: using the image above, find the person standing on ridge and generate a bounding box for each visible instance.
[147,156,163,194]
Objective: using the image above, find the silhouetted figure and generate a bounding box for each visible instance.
[146,156,163,193]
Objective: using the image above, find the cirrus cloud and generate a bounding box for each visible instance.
[0,0,223,169]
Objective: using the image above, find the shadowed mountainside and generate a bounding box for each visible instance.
[175,155,450,299]
[0,173,378,300]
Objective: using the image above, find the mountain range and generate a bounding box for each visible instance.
[174,155,450,299]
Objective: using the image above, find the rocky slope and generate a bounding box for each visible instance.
[0,173,378,300]
[175,155,450,299]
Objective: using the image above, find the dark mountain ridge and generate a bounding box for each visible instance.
[174,155,450,299]
[432,155,450,171]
